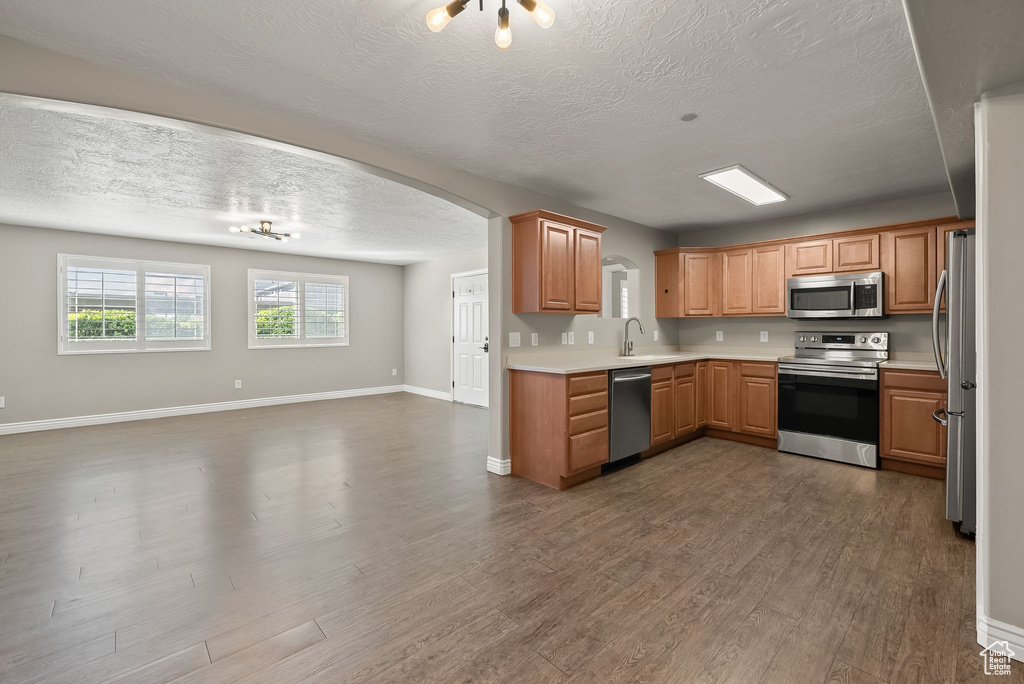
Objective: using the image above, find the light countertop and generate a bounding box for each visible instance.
[506,347,790,375]
[880,358,940,372]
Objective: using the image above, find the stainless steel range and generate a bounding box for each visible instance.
[777,331,888,468]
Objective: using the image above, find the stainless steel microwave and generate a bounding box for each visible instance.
[786,271,885,319]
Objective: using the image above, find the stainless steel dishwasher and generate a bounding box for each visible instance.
[609,368,652,462]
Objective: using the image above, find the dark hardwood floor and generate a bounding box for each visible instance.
[0,393,1009,683]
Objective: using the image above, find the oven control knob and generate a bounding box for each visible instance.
[860,336,867,343]
[810,336,817,342]
[799,335,806,342]
[871,336,881,344]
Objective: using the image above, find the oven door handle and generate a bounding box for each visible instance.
[780,368,878,381]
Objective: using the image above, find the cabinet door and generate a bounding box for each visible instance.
[655,252,682,318]
[882,388,947,466]
[882,227,937,313]
[707,361,734,430]
[683,252,720,316]
[786,240,832,277]
[833,234,880,272]
[722,249,753,315]
[696,362,708,427]
[540,221,575,311]
[650,380,674,446]
[673,364,697,437]
[574,228,602,313]
[752,245,786,314]
[739,376,776,437]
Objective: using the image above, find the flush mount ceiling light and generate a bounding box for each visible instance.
[228,220,301,243]
[426,0,555,50]
[699,165,788,206]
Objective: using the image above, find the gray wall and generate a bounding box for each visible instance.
[672,192,957,353]
[403,247,488,395]
[0,224,405,425]
[977,86,1024,635]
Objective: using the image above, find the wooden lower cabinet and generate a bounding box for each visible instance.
[673,364,697,437]
[881,369,947,478]
[510,369,609,489]
[738,363,777,438]
[650,366,675,446]
[707,361,735,430]
[696,362,708,427]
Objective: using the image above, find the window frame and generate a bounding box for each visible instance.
[248,269,349,349]
[57,254,212,355]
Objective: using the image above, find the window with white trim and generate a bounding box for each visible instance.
[59,255,211,354]
[248,269,349,348]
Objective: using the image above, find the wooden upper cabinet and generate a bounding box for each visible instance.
[707,361,734,430]
[574,229,602,312]
[786,239,833,277]
[833,234,880,272]
[655,252,682,318]
[511,210,607,314]
[751,245,786,315]
[722,249,753,315]
[541,221,574,311]
[683,251,721,317]
[737,363,777,438]
[881,227,937,313]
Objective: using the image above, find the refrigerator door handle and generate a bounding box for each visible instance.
[932,269,948,380]
[932,408,949,426]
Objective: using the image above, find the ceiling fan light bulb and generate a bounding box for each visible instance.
[495,6,512,49]
[531,1,555,28]
[240,226,252,232]
[229,226,240,233]
[289,233,301,239]
[427,1,464,32]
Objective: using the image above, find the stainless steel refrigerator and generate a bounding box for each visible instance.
[932,229,976,537]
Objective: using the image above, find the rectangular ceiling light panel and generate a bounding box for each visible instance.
[699,165,787,205]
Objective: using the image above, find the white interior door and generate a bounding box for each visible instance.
[452,272,489,408]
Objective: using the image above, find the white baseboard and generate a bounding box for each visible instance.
[978,612,1024,663]
[487,456,511,476]
[402,385,453,402]
[0,385,406,436]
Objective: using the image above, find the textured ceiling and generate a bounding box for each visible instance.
[0,0,949,231]
[0,98,487,264]
[902,0,1024,218]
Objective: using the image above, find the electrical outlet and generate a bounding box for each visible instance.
[531,332,539,346]
[653,330,659,342]
[509,332,521,348]
[588,331,594,344]
[561,332,568,345]
[234,380,242,389]
[567,332,575,345]
[0,396,5,409]
[715,331,724,342]
[392,368,398,376]
[760,331,769,343]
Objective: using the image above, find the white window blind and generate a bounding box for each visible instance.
[59,255,211,354]
[249,270,349,348]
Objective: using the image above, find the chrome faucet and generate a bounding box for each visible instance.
[622,317,646,356]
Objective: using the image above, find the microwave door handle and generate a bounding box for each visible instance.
[932,269,947,380]
[850,282,857,314]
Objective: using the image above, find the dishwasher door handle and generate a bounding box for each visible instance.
[613,373,652,383]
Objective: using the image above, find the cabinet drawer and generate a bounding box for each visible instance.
[568,427,609,473]
[882,369,944,392]
[673,363,696,378]
[568,372,608,397]
[738,362,777,379]
[569,409,608,436]
[651,365,674,383]
[569,391,608,417]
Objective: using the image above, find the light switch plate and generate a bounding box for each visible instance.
[716,331,724,342]
[561,332,568,345]
[568,332,575,345]
[588,331,594,344]
[653,330,659,342]
[531,333,539,346]
[392,368,398,376]
[234,380,242,389]
[509,332,521,348]
[760,331,769,343]
[0,396,5,409]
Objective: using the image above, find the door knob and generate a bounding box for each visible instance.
[479,336,489,353]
